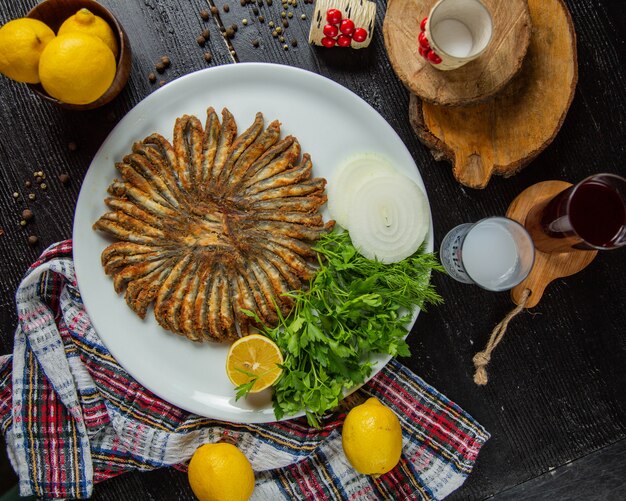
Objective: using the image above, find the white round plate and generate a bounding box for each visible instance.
[73,63,433,423]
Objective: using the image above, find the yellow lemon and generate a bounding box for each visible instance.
[0,18,55,83]
[188,443,255,501]
[58,8,118,57]
[342,397,403,476]
[226,334,283,393]
[39,33,116,105]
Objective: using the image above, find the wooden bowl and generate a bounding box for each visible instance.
[26,0,132,110]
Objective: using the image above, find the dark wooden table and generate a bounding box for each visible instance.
[1,0,625,499]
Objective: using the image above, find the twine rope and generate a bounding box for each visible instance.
[472,288,531,385]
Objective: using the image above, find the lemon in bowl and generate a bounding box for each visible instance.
[58,8,118,57]
[26,0,131,110]
[0,18,55,83]
[39,32,116,105]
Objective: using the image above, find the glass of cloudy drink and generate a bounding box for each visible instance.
[440,217,535,291]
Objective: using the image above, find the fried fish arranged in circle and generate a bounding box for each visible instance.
[94,107,334,342]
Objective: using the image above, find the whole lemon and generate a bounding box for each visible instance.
[39,33,116,105]
[0,18,55,83]
[342,397,403,476]
[188,443,255,501]
[58,8,118,57]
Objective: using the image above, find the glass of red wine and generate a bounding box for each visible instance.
[527,173,626,253]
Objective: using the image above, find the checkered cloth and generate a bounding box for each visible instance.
[0,241,489,500]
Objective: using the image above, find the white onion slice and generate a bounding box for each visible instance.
[348,174,430,263]
[327,155,396,229]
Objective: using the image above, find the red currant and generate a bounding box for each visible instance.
[340,19,355,35]
[418,46,428,58]
[323,24,339,38]
[337,34,352,47]
[427,51,442,64]
[352,28,367,43]
[418,32,430,49]
[326,9,342,25]
[420,17,428,32]
[321,36,336,48]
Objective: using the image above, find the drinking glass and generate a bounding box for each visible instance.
[425,0,493,70]
[525,173,626,253]
[440,217,535,291]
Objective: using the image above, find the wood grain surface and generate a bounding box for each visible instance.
[506,181,597,308]
[1,0,625,499]
[409,0,578,189]
[384,0,531,106]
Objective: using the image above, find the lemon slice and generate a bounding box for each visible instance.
[226,334,283,392]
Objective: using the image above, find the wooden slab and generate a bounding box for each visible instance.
[409,0,577,189]
[384,0,531,106]
[507,181,597,308]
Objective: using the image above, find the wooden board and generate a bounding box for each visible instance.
[506,181,597,308]
[383,0,530,106]
[409,0,577,189]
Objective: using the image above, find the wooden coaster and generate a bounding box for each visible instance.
[383,0,530,106]
[408,0,577,189]
[506,181,597,308]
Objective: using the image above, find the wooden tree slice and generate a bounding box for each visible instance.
[384,0,531,106]
[506,181,597,308]
[408,0,577,189]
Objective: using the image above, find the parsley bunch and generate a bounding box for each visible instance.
[247,231,443,427]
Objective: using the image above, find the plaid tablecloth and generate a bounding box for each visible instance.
[0,241,489,500]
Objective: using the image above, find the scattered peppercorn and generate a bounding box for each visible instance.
[240,0,246,5]
[272,30,278,37]
[291,39,298,47]
[159,80,166,87]
[28,235,39,246]
[281,11,286,18]
[12,192,19,199]
[149,72,157,83]
[283,4,288,9]
[242,18,248,26]
[210,6,218,15]
[282,19,289,28]
[68,141,78,152]
[28,193,36,201]
[253,7,259,15]
[20,220,27,227]
[223,4,230,12]
[276,26,283,34]
[200,9,210,20]
[301,13,306,20]
[231,24,238,32]
[252,39,259,47]
[267,0,272,5]
[22,209,34,221]
[161,56,171,67]
[268,21,274,28]
[225,27,235,38]
[25,180,32,188]
[288,11,293,18]
[204,51,213,62]
[40,183,47,190]
[59,173,70,184]
[258,15,265,22]
[202,29,210,39]
[197,35,206,46]
[156,62,165,73]
[258,0,263,5]
[279,35,285,42]
[283,44,288,50]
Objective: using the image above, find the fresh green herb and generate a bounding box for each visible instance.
[249,231,443,427]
